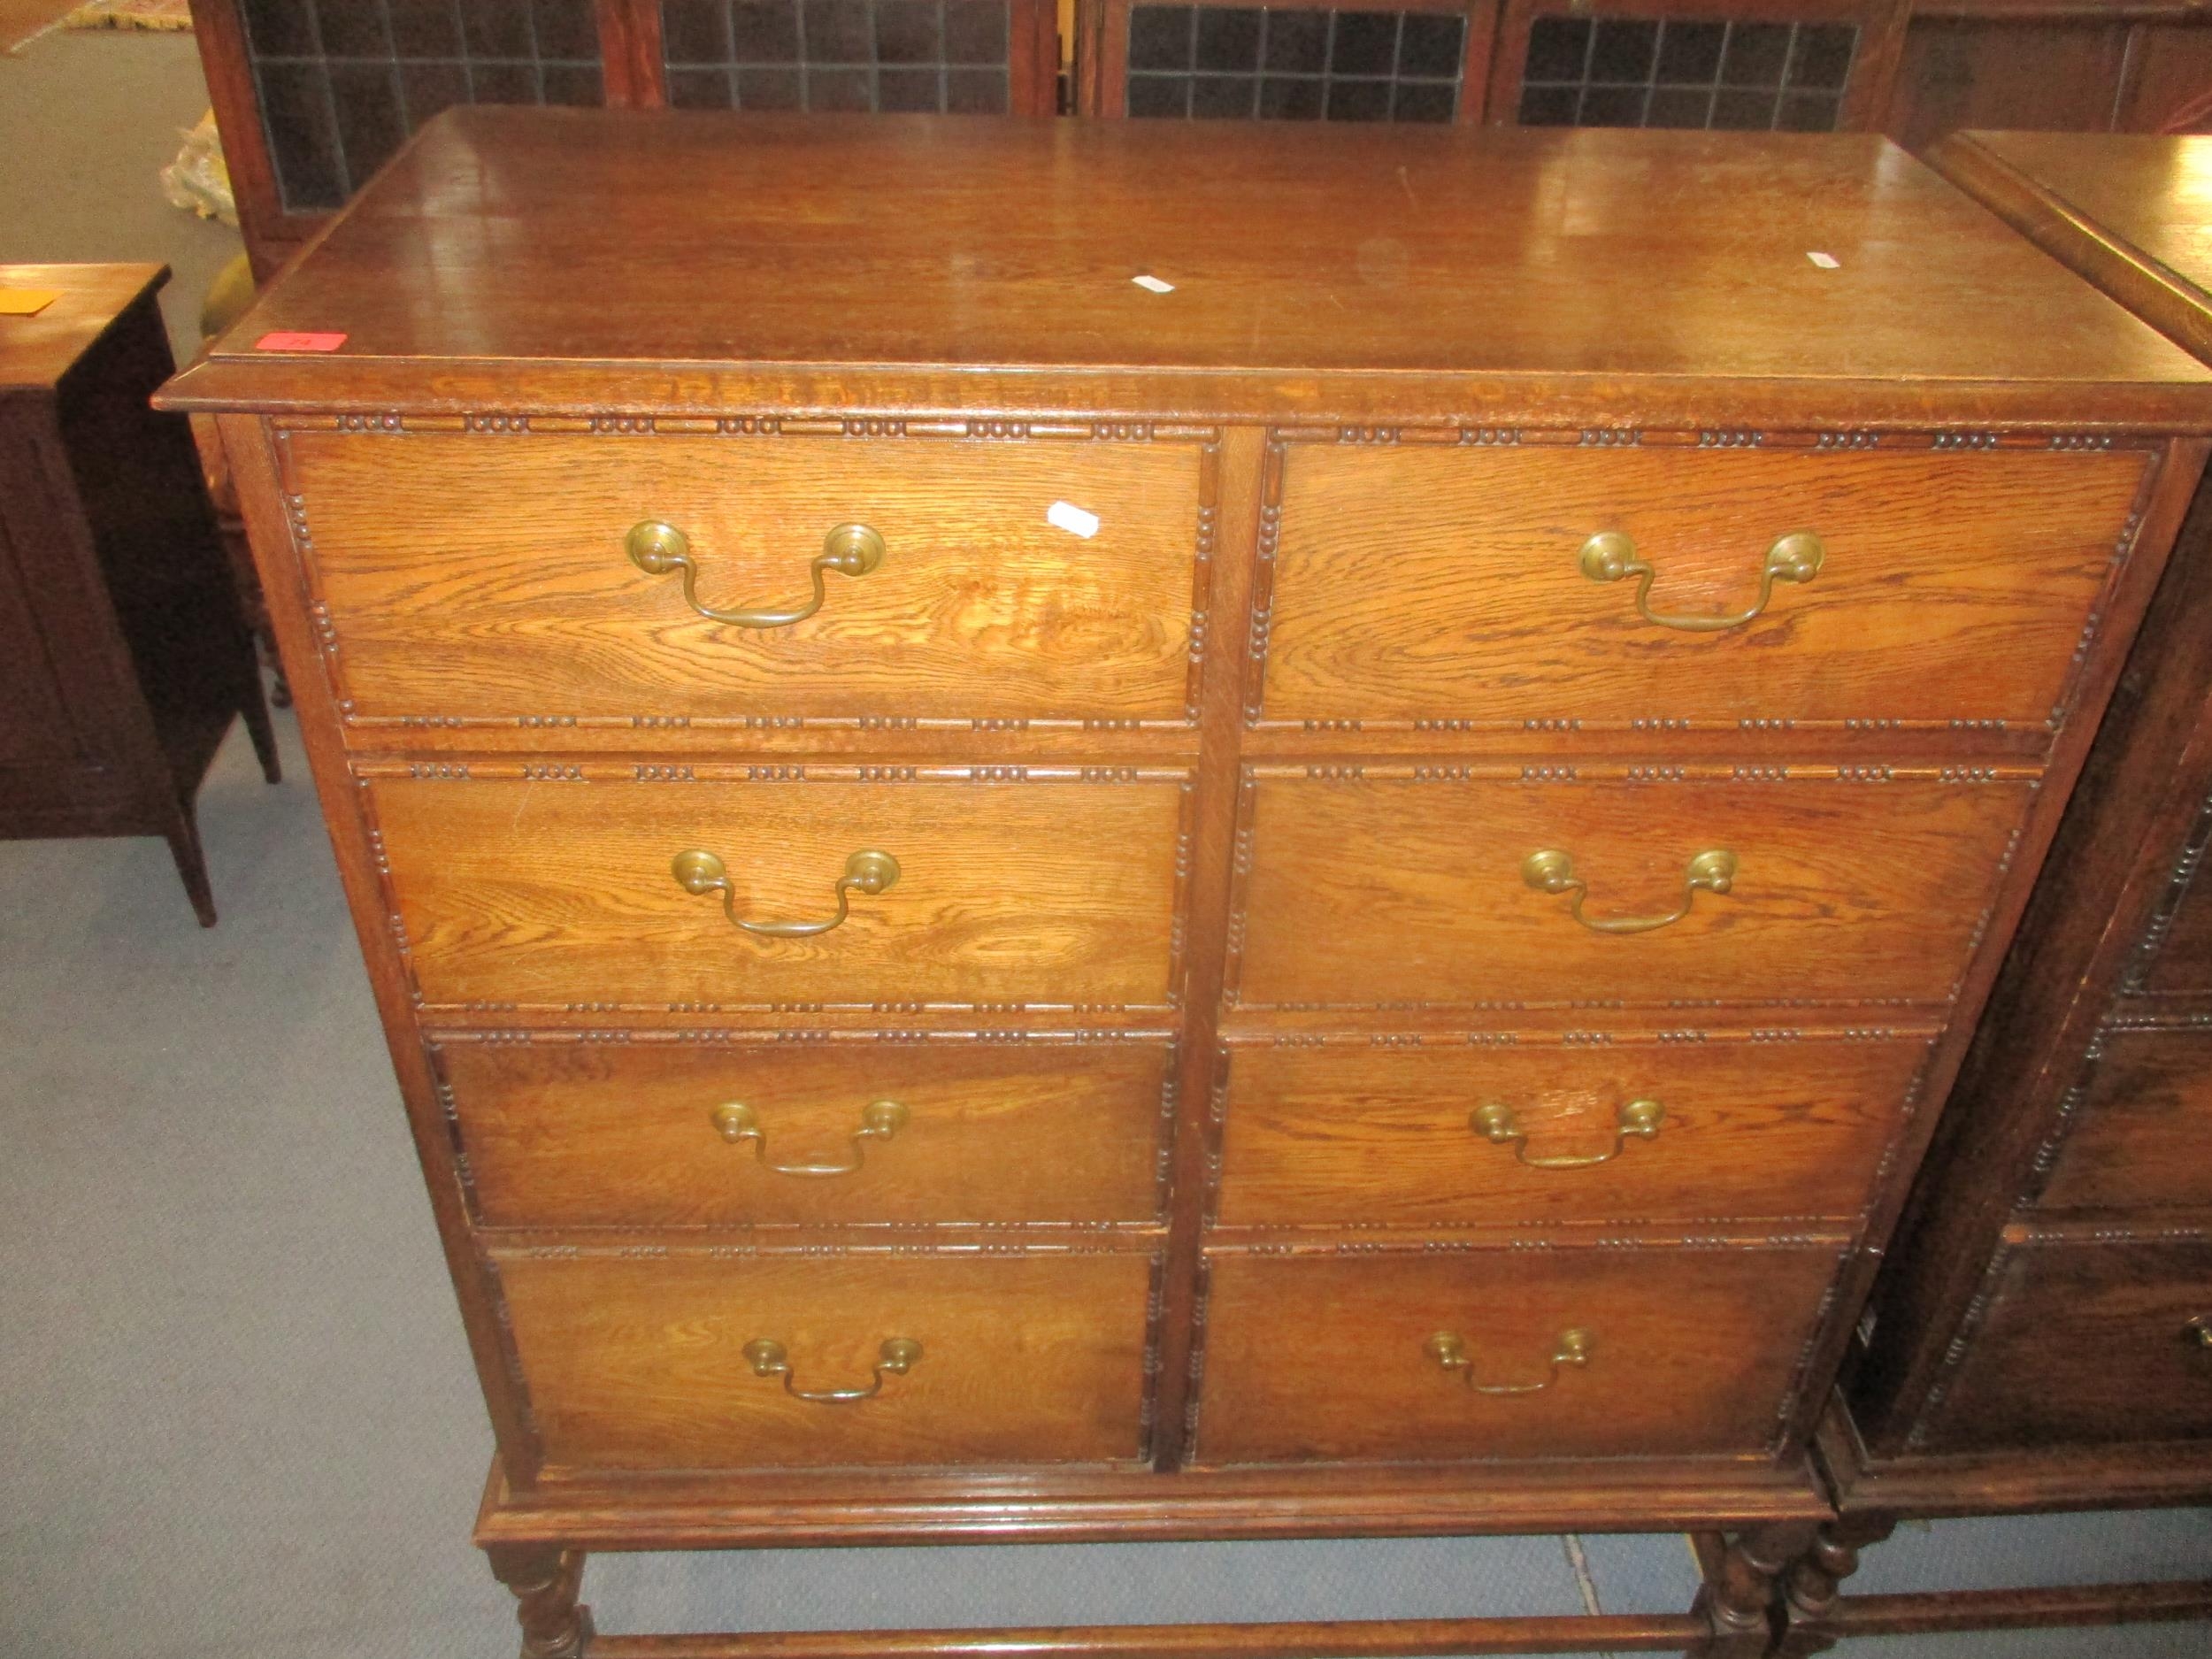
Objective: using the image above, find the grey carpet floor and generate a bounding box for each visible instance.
[0,26,2206,1659]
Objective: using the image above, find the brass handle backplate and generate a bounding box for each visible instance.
[1579,528,1824,632]
[2186,1316,2211,1351]
[626,519,886,629]
[672,848,899,938]
[1425,1328,1593,1395]
[1472,1099,1664,1169]
[743,1337,922,1403]
[1522,848,1737,934]
[711,1099,908,1176]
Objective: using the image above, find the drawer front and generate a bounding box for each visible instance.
[501,1251,1155,1470]
[284,430,1208,726]
[1213,1037,1929,1228]
[367,771,1187,1011]
[2038,1027,2212,1212]
[1193,1247,1839,1463]
[1232,772,2032,1008]
[1257,444,2147,727]
[440,1036,1172,1227]
[1926,1236,2212,1452]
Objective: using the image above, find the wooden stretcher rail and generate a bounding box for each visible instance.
[588,1611,1709,1659]
[1832,1578,2212,1635]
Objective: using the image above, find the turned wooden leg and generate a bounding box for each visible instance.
[1775,1515,1897,1656]
[1688,1521,1819,1658]
[486,1543,592,1659]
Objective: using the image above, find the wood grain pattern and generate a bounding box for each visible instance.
[1232,769,2034,1008]
[1258,443,2147,728]
[284,429,1210,726]
[439,1035,1173,1227]
[1191,1245,1843,1464]
[2032,1026,2212,1212]
[366,771,1188,1011]
[156,112,2212,431]
[499,1250,1156,1470]
[1916,1232,2212,1453]
[1211,1034,1932,1228]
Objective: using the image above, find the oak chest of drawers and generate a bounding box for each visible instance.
[162,108,2212,1657]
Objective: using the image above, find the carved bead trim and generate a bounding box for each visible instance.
[1211,1233,1847,1256]
[2049,459,2158,733]
[353,759,1194,786]
[280,413,1224,443]
[1181,1258,1213,1449]
[2123,781,2212,995]
[1237,760,2040,783]
[1770,1263,1847,1455]
[1906,1242,2018,1450]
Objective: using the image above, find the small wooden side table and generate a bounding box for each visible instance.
[0,264,278,926]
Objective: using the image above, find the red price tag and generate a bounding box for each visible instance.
[255,331,348,352]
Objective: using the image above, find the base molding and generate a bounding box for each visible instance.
[1815,1396,2212,1517]
[473,1455,1831,1659]
[476,1453,1828,1551]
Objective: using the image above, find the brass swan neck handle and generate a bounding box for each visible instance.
[1579,528,1823,633]
[710,1099,908,1177]
[743,1337,922,1403]
[1472,1098,1664,1169]
[627,519,885,629]
[1521,848,1736,935]
[672,848,899,938]
[1425,1328,1593,1395]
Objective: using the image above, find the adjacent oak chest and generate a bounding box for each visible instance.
[162,108,2212,1658]
[1767,129,2212,1649]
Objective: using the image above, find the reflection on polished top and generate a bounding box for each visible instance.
[1961,132,2212,300]
[163,107,2212,426]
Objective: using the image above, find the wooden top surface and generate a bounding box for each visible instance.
[1932,132,2212,376]
[0,263,165,391]
[1965,133,2212,304]
[165,109,2212,428]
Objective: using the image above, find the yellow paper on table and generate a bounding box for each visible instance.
[0,290,62,316]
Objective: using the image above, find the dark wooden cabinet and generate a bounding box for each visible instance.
[1883,4,2212,150]
[1077,0,2212,145]
[1075,0,1495,119]
[188,0,1063,277]
[1766,129,2212,1653]
[0,265,278,926]
[190,1,2212,279]
[1486,0,1896,130]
